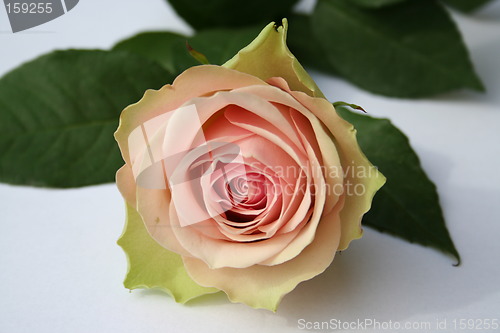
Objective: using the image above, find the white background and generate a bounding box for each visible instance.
[1,0,500,332]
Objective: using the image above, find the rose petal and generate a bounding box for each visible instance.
[118,204,219,303]
[259,126,328,266]
[234,83,344,213]
[182,196,344,312]
[135,186,191,257]
[116,165,137,206]
[287,86,386,250]
[168,200,301,269]
[115,65,267,165]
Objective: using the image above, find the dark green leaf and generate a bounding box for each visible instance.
[112,26,261,76]
[287,14,337,76]
[165,0,298,30]
[112,31,193,74]
[442,0,494,12]
[313,0,484,97]
[337,107,460,263]
[0,50,173,188]
[188,26,262,65]
[349,0,407,8]
[332,101,365,112]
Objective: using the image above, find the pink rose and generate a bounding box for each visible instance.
[115,20,384,311]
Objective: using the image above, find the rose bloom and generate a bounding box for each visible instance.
[115,21,384,311]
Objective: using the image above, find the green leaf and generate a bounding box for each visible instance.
[189,26,263,67]
[112,26,261,76]
[286,14,337,76]
[118,204,219,303]
[442,0,494,12]
[112,31,192,74]
[349,0,407,8]
[165,0,298,30]
[337,107,461,264]
[0,50,172,188]
[332,100,365,112]
[313,0,485,97]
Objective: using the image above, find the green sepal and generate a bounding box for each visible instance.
[117,204,219,303]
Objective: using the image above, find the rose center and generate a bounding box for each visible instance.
[221,172,270,223]
[227,173,267,209]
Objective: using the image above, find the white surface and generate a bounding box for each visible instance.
[1,1,500,332]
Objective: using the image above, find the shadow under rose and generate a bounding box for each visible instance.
[122,183,500,333]
[276,185,500,331]
[128,288,229,308]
